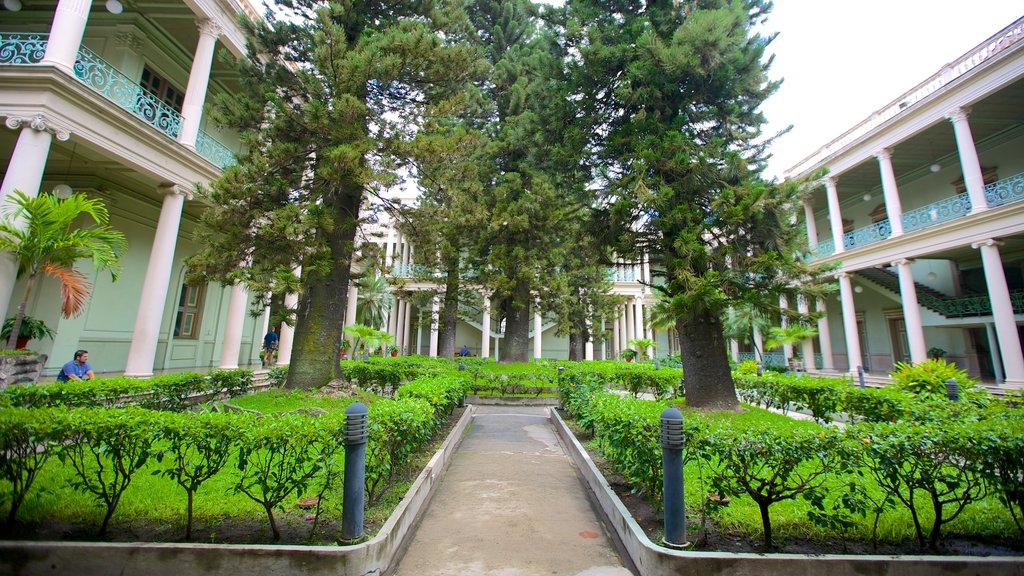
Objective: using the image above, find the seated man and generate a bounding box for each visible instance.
[459,344,470,357]
[56,349,94,382]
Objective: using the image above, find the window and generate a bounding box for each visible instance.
[139,66,184,112]
[174,284,204,339]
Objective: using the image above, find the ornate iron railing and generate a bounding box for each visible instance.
[762,353,787,367]
[608,267,637,282]
[0,32,48,64]
[737,352,756,362]
[195,129,236,169]
[842,219,891,250]
[813,353,823,370]
[3,32,236,168]
[73,46,183,140]
[812,238,835,258]
[984,172,1024,208]
[901,192,972,233]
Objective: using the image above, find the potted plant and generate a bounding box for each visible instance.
[621,348,637,362]
[928,347,946,360]
[628,338,656,361]
[1,315,55,349]
[387,344,399,357]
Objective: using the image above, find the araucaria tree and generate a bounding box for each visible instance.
[188,0,483,387]
[568,0,826,408]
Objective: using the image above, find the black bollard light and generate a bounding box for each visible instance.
[756,363,763,376]
[458,362,466,371]
[653,360,661,370]
[341,402,369,542]
[660,407,689,548]
[858,365,865,388]
[557,366,565,376]
[946,378,959,401]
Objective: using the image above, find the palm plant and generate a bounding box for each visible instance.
[355,275,393,330]
[343,323,395,356]
[0,191,127,350]
[628,338,656,361]
[722,303,771,360]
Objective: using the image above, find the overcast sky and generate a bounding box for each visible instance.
[759,2,1023,180]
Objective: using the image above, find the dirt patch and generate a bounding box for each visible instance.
[561,413,1024,557]
[3,407,466,546]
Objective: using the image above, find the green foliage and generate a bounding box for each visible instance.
[890,359,975,398]
[734,372,847,424]
[206,369,253,399]
[395,376,468,429]
[344,323,395,356]
[365,398,435,505]
[266,365,289,388]
[58,407,157,536]
[735,359,759,375]
[0,408,65,524]
[1,316,55,342]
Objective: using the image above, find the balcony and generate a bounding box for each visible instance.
[1,32,236,169]
[809,172,1024,259]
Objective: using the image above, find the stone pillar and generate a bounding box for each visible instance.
[892,259,928,363]
[838,273,863,374]
[972,240,1024,387]
[730,339,740,363]
[384,229,395,269]
[985,323,1005,383]
[624,304,634,344]
[753,327,764,362]
[124,185,189,377]
[345,285,359,331]
[816,298,835,371]
[387,294,399,339]
[0,115,69,323]
[261,302,271,337]
[642,253,651,292]
[584,311,594,360]
[429,297,439,357]
[875,149,904,236]
[948,108,989,214]
[779,295,792,363]
[612,311,620,358]
[177,19,221,147]
[276,267,300,366]
[802,199,818,246]
[394,299,405,354]
[825,176,845,253]
[533,304,543,360]
[218,282,247,369]
[618,307,628,354]
[797,295,815,371]
[481,296,491,359]
[42,0,93,72]
[402,301,412,354]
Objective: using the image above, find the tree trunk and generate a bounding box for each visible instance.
[758,501,773,548]
[185,489,194,540]
[502,282,532,363]
[568,332,583,361]
[677,309,738,410]
[286,182,361,389]
[5,272,37,350]
[438,264,460,358]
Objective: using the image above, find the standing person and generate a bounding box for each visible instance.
[262,327,279,367]
[56,350,95,382]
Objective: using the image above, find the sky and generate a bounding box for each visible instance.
[758,1,1023,180]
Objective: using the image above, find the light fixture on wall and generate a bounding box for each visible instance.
[929,163,942,173]
[926,271,938,281]
[862,193,872,202]
[105,0,123,14]
[52,143,76,199]
[2,0,22,12]
[854,285,864,294]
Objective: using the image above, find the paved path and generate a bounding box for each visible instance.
[393,405,633,576]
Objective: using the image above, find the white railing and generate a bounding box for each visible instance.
[785,17,1024,178]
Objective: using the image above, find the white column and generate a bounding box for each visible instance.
[218,282,247,369]
[972,240,1024,387]
[875,149,904,236]
[0,115,69,323]
[802,199,818,246]
[612,311,620,358]
[825,176,845,253]
[402,301,412,354]
[730,339,740,363]
[177,19,221,147]
[838,273,863,374]
[779,295,792,363]
[816,298,835,371]
[42,0,93,72]
[533,305,543,360]
[892,259,928,363]
[797,296,815,371]
[387,294,399,339]
[753,328,764,362]
[633,297,644,345]
[625,303,635,343]
[345,285,359,329]
[276,267,300,366]
[948,108,989,214]
[261,303,271,337]
[124,185,189,377]
[428,297,439,357]
[815,297,831,368]
[384,229,395,269]
[985,323,1005,383]
[481,296,491,359]
[642,254,651,292]
[584,313,594,361]
[394,299,406,353]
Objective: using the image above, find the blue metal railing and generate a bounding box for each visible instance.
[985,172,1024,208]
[901,192,972,233]
[2,32,235,168]
[812,238,835,258]
[842,219,892,250]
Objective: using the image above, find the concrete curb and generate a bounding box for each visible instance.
[0,405,477,576]
[466,394,560,406]
[550,409,1024,576]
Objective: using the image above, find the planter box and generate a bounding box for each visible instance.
[0,353,47,388]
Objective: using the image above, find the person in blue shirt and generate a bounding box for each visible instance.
[262,328,279,367]
[459,344,470,357]
[56,349,94,382]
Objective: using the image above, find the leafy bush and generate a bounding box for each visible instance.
[266,365,288,387]
[365,398,434,504]
[890,359,974,398]
[0,407,65,524]
[207,368,253,398]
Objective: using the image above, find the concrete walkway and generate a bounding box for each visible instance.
[393,405,633,576]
